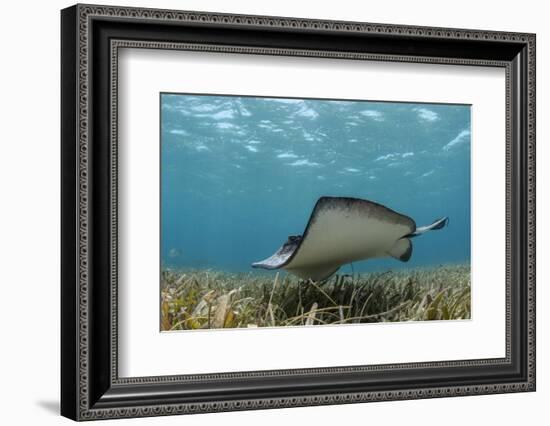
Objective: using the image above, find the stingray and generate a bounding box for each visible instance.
[252,196,448,281]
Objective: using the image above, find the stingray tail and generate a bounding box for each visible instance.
[408,217,449,237]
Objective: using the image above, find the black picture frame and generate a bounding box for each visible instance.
[61,4,536,421]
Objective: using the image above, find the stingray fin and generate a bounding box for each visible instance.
[408,217,449,237]
[252,235,301,270]
[430,217,449,230]
[387,238,412,262]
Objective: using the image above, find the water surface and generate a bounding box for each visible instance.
[160,93,471,273]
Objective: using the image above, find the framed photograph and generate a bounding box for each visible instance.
[61,4,536,421]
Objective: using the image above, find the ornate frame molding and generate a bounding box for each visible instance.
[61,4,535,421]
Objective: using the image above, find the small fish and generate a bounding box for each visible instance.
[168,248,182,258]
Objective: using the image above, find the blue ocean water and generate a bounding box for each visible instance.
[161,94,471,273]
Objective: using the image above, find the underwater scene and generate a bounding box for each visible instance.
[160,93,471,331]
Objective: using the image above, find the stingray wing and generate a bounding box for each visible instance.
[285,197,416,274]
[251,236,301,270]
[252,197,416,280]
